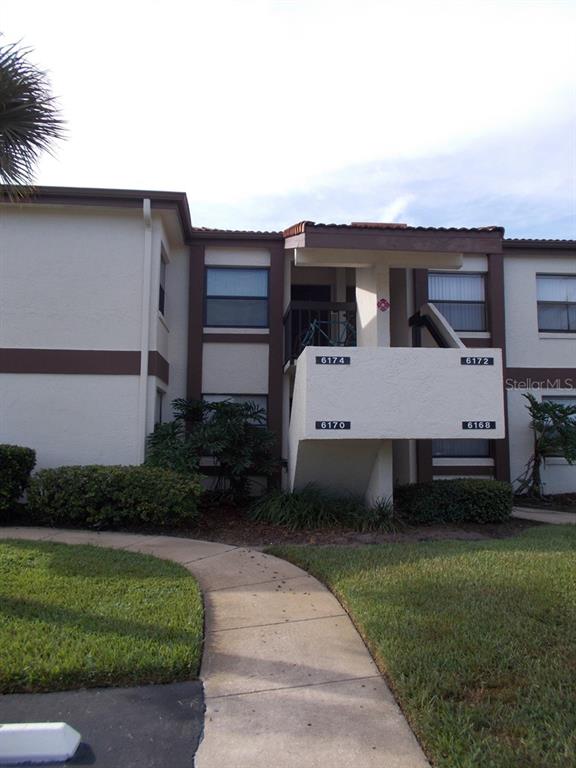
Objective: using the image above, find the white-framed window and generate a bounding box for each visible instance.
[202,394,268,423]
[428,272,487,332]
[154,389,165,425]
[159,254,167,316]
[537,275,576,332]
[541,395,576,457]
[204,267,269,328]
[432,439,491,458]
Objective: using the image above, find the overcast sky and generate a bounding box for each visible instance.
[2,0,575,237]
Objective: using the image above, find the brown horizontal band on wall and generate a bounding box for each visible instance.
[460,337,493,348]
[148,351,169,385]
[0,348,169,384]
[433,465,495,476]
[202,334,270,344]
[505,368,576,390]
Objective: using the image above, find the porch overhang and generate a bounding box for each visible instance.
[284,221,504,269]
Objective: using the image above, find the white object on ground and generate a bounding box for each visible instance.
[0,722,81,764]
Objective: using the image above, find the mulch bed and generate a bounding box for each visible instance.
[6,502,538,549]
[186,504,537,547]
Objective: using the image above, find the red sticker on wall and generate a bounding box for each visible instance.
[377,298,390,312]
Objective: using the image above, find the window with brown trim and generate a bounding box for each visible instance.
[428,272,487,332]
[537,275,576,332]
[204,267,269,328]
[432,439,491,458]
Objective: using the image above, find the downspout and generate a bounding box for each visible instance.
[137,198,153,463]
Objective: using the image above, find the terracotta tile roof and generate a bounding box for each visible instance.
[504,237,576,248]
[191,226,282,240]
[283,221,504,237]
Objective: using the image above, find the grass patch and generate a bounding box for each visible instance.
[268,526,576,768]
[0,540,203,694]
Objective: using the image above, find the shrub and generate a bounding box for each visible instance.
[249,485,396,532]
[0,445,36,518]
[146,421,199,475]
[394,479,513,525]
[147,398,279,503]
[27,465,201,529]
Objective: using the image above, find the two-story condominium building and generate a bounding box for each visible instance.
[1,187,575,501]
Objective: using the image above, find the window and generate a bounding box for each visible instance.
[428,273,486,332]
[432,439,491,458]
[154,389,165,425]
[202,394,268,424]
[541,396,576,457]
[159,256,167,315]
[205,267,268,327]
[537,275,576,332]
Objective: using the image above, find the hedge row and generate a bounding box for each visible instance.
[0,445,36,518]
[27,465,201,529]
[395,479,513,524]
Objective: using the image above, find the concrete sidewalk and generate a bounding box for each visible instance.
[0,527,429,768]
[513,507,576,525]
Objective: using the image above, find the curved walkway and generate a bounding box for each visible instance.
[0,528,429,768]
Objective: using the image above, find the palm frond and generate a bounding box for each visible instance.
[0,38,65,190]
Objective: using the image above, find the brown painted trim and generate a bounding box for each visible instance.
[0,348,140,375]
[416,440,433,483]
[202,333,270,344]
[0,348,170,382]
[504,239,576,252]
[148,351,169,385]
[268,243,285,477]
[0,185,194,243]
[413,271,432,481]
[285,227,503,254]
[460,337,493,348]
[505,368,576,389]
[413,268,428,310]
[433,465,495,476]
[486,251,511,481]
[191,233,283,244]
[187,245,205,401]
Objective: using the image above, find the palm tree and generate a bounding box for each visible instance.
[0,38,64,189]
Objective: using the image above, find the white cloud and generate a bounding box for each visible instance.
[380,195,416,224]
[1,0,574,237]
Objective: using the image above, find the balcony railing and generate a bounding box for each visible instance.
[283,301,357,363]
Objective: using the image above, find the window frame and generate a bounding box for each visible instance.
[432,438,493,459]
[154,388,165,426]
[203,265,270,329]
[536,274,576,333]
[158,255,167,317]
[428,271,488,333]
[541,395,576,457]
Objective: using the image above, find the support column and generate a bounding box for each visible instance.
[355,267,390,347]
[365,441,394,505]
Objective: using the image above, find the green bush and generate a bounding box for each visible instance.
[249,485,396,532]
[27,465,201,530]
[0,445,36,518]
[394,479,513,525]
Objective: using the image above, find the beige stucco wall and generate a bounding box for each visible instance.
[205,247,271,267]
[292,345,504,441]
[0,206,144,350]
[0,373,141,469]
[0,204,188,468]
[504,252,576,367]
[202,342,269,394]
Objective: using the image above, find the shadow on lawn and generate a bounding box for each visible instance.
[1,538,193,580]
[0,593,199,648]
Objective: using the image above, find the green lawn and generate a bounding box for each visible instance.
[269,526,576,768]
[0,540,203,694]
